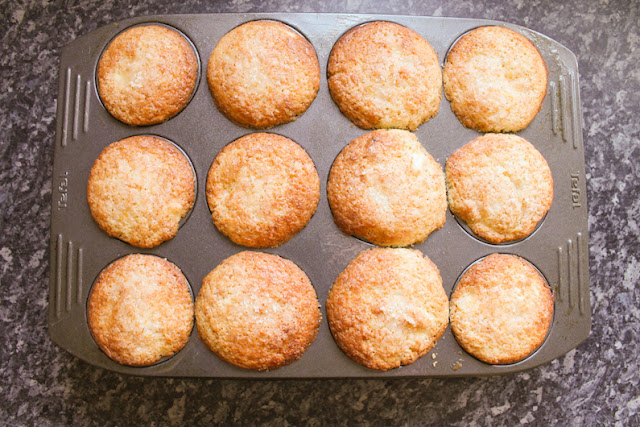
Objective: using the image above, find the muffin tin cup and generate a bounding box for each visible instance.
[49,13,590,378]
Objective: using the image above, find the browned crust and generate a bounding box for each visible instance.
[206,133,320,248]
[326,248,449,371]
[450,254,555,365]
[207,20,320,129]
[87,254,194,366]
[195,251,321,371]
[443,26,548,132]
[97,25,198,126]
[327,21,442,130]
[327,129,446,247]
[87,135,196,248]
[445,133,553,243]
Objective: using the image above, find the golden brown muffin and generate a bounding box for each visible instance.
[207,20,320,128]
[327,21,442,130]
[206,133,320,248]
[87,135,196,248]
[195,251,321,371]
[97,24,198,126]
[450,254,554,364]
[326,248,449,371]
[443,25,548,132]
[446,133,553,243]
[327,129,446,247]
[87,254,194,366]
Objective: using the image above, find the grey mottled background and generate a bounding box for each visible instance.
[1,0,638,425]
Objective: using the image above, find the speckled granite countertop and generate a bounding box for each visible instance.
[1,0,638,425]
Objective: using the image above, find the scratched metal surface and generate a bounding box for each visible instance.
[48,13,590,378]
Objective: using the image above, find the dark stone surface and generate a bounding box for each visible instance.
[1,0,638,425]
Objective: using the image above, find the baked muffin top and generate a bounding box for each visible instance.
[97,25,198,126]
[327,248,449,371]
[327,21,442,130]
[443,25,548,132]
[327,129,446,247]
[87,135,195,248]
[446,133,553,243]
[195,251,321,371]
[450,253,554,364]
[206,132,320,248]
[207,20,320,128]
[88,254,194,366]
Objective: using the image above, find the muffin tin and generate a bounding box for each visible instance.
[49,13,590,378]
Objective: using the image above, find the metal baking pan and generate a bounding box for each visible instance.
[49,13,590,378]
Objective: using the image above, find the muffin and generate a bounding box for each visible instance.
[206,133,320,248]
[196,251,321,371]
[327,21,442,130]
[97,24,198,126]
[327,129,446,247]
[87,254,194,366]
[326,248,449,371]
[446,133,553,243]
[443,25,548,132]
[207,20,320,128]
[450,253,554,364]
[87,135,196,248]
